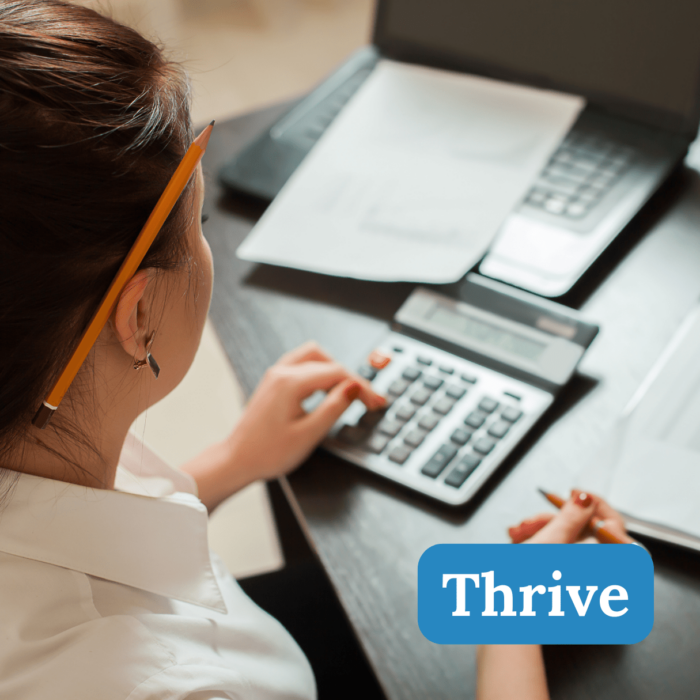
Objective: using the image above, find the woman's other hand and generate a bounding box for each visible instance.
[477,491,633,700]
[508,490,635,544]
[225,341,385,482]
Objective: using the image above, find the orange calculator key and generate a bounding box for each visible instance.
[368,350,391,370]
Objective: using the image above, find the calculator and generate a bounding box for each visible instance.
[324,275,599,506]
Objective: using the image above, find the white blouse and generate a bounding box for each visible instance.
[0,432,316,700]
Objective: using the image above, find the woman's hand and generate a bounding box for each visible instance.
[476,492,634,700]
[184,341,386,511]
[508,490,635,544]
[225,341,385,482]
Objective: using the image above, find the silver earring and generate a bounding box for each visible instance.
[133,331,160,379]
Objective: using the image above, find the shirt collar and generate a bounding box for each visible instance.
[0,469,228,614]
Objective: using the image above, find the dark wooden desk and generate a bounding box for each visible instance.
[204,105,700,700]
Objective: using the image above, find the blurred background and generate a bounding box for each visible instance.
[73,0,376,578]
[76,0,374,126]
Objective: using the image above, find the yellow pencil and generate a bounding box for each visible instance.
[33,121,215,429]
[538,489,628,544]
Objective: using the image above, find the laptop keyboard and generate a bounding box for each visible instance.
[273,67,374,150]
[524,131,635,219]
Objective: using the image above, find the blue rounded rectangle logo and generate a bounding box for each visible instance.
[418,544,653,644]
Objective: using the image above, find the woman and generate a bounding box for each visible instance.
[0,2,632,699]
[0,2,384,698]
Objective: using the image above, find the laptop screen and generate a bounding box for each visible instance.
[375,0,700,135]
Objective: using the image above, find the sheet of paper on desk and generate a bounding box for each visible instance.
[237,59,584,283]
[579,305,700,539]
[606,438,700,539]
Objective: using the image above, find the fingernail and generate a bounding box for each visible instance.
[508,521,540,543]
[509,523,541,543]
[508,525,523,542]
[344,382,361,402]
[574,491,592,508]
[374,395,387,408]
[518,522,542,537]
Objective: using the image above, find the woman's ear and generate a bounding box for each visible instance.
[111,270,153,361]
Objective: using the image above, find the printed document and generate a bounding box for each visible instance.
[237,59,584,283]
[579,306,700,539]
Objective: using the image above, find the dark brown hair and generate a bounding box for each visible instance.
[0,0,194,462]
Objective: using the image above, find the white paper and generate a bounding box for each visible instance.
[605,439,700,538]
[576,305,700,538]
[237,59,584,283]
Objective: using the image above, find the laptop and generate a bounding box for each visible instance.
[219,0,700,298]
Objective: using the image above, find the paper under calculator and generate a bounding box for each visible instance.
[324,275,599,506]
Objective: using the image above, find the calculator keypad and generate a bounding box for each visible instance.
[417,413,440,432]
[388,445,411,465]
[326,332,553,506]
[502,407,523,423]
[404,428,428,448]
[410,388,433,406]
[464,411,487,429]
[366,434,390,454]
[395,404,416,422]
[358,365,377,381]
[450,428,473,446]
[444,454,482,488]
[421,444,459,478]
[445,385,466,400]
[388,379,410,396]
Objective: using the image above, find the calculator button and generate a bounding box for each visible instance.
[337,424,368,445]
[423,376,444,391]
[392,346,404,353]
[377,419,403,438]
[439,365,455,375]
[404,428,428,448]
[544,196,567,215]
[417,413,440,431]
[478,397,500,414]
[388,445,412,465]
[445,453,482,488]
[503,392,522,402]
[464,411,487,429]
[416,356,433,366]
[366,434,391,454]
[566,202,587,219]
[410,388,433,406]
[501,407,523,423]
[473,437,497,455]
[383,394,397,409]
[394,404,416,422]
[487,420,511,439]
[461,373,478,384]
[445,384,466,400]
[368,350,391,370]
[388,379,411,396]
[421,444,459,478]
[450,428,473,446]
[402,367,422,382]
[358,408,385,428]
[358,365,377,381]
[433,397,456,415]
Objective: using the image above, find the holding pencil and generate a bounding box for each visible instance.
[508,488,635,545]
[537,489,629,544]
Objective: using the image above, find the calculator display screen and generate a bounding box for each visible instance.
[428,305,546,361]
